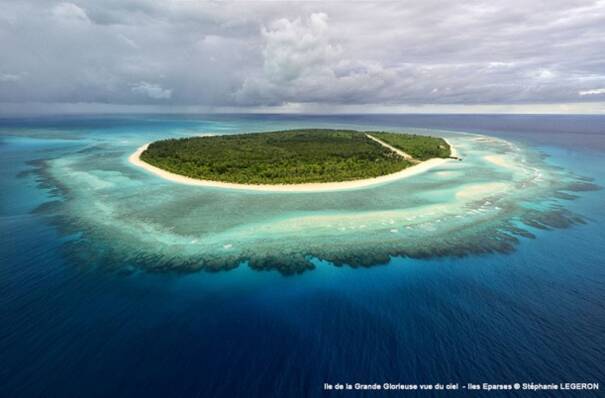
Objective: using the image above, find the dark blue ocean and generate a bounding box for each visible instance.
[1,114,604,397]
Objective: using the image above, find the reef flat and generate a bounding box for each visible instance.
[25,128,599,275]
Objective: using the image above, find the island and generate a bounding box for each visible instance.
[130,129,456,192]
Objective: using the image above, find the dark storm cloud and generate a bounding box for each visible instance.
[1,0,604,111]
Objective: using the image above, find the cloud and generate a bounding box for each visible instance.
[261,12,339,82]
[579,88,605,96]
[0,73,21,82]
[1,0,605,112]
[237,3,605,107]
[131,82,172,99]
[52,2,91,23]
[236,13,401,105]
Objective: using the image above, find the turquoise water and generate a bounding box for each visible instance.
[9,116,597,274]
[1,114,604,397]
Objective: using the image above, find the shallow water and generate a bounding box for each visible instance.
[1,114,604,397]
[11,117,598,274]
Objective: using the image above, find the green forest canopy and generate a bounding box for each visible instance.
[370,132,452,160]
[140,129,450,184]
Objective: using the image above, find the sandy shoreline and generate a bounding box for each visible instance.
[128,139,457,193]
[449,140,460,158]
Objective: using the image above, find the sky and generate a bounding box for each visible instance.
[1,0,605,114]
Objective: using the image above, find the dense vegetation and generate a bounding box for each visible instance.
[140,129,446,184]
[370,132,451,160]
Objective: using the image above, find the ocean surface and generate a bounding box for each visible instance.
[1,114,604,397]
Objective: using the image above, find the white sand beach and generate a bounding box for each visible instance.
[128,138,457,193]
[449,141,460,158]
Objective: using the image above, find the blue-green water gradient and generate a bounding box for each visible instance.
[1,114,603,397]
